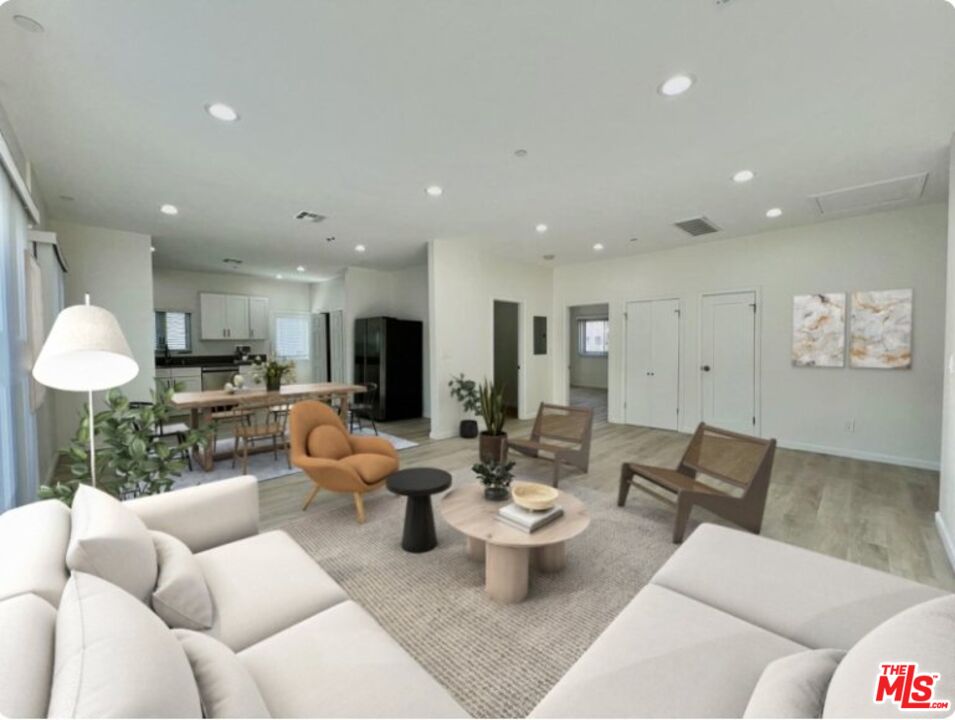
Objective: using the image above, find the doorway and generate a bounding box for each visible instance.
[568,304,609,422]
[493,301,520,418]
[624,298,681,430]
[700,291,758,434]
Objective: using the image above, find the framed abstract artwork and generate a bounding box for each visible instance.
[849,289,912,369]
[792,293,846,367]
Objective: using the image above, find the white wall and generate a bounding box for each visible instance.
[429,239,553,439]
[553,204,947,469]
[938,135,955,571]
[310,275,345,312]
[568,303,609,389]
[50,221,155,450]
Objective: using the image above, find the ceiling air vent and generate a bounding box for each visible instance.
[810,173,928,216]
[295,210,326,223]
[674,216,721,237]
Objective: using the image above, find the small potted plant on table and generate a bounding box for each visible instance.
[448,374,480,438]
[251,358,296,392]
[472,459,515,501]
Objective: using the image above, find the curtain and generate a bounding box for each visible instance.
[0,164,38,511]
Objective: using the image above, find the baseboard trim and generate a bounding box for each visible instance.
[777,439,939,471]
[429,427,457,441]
[936,512,955,574]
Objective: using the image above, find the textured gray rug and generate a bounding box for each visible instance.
[283,467,697,718]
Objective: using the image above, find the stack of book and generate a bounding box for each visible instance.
[497,502,564,533]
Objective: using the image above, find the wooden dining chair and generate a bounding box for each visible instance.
[226,397,291,474]
[618,422,776,543]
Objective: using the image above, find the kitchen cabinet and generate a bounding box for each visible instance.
[248,297,269,340]
[225,295,250,339]
[200,293,228,339]
[155,367,202,416]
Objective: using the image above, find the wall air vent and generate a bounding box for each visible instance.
[674,216,722,237]
[810,173,928,216]
[295,210,326,223]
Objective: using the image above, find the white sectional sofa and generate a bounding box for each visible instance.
[0,476,467,719]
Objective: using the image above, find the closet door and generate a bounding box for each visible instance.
[649,299,680,431]
[701,291,757,434]
[625,301,652,426]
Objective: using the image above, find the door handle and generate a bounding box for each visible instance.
[701,365,711,372]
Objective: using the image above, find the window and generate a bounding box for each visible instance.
[578,318,609,356]
[155,311,192,353]
[274,313,310,360]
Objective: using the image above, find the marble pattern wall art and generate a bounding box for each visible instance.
[849,289,913,369]
[792,293,846,367]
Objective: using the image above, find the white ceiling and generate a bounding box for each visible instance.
[1,0,954,281]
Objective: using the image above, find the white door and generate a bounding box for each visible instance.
[248,297,269,340]
[329,310,345,383]
[225,295,250,339]
[313,313,329,382]
[199,293,227,339]
[625,299,680,430]
[700,291,757,434]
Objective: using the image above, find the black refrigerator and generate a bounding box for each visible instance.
[354,317,423,421]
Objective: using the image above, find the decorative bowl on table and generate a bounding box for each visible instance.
[511,482,559,512]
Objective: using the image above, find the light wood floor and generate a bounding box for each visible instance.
[261,388,955,592]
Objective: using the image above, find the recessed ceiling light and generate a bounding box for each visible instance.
[13,15,44,33]
[535,223,548,234]
[658,74,695,97]
[160,204,178,215]
[355,244,366,253]
[150,246,156,253]
[275,274,283,280]
[733,170,755,184]
[296,266,305,272]
[425,185,443,197]
[766,208,783,219]
[593,243,605,251]
[205,102,239,122]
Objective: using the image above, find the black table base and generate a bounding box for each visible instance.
[386,468,452,554]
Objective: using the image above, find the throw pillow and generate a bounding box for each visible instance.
[151,530,215,630]
[744,648,845,718]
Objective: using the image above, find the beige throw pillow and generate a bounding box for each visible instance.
[151,531,214,630]
[744,648,845,718]
[174,629,271,718]
[48,572,201,718]
[66,485,158,602]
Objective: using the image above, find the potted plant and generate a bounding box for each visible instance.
[39,385,207,505]
[251,358,296,391]
[477,378,508,463]
[472,459,515,501]
[448,373,480,438]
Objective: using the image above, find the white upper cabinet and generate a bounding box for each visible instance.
[200,293,228,339]
[225,295,250,339]
[248,297,270,340]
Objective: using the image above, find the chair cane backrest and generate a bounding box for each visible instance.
[680,423,775,490]
[533,403,593,446]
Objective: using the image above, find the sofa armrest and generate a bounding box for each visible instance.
[124,476,259,553]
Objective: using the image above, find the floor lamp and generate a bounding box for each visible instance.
[32,294,139,487]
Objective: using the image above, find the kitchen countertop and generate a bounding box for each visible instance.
[154,354,266,368]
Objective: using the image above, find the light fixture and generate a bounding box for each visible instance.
[296,266,305,272]
[659,74,695,97]
[766,207,783,219]
[593,243,605,251]
[13,15,44,33]
[542,254,555,260]
[275,274,283,280]
[514,149,528,157]
[425,185,443,197]
[732,170,755,184]
[205,102,239,122]
[535,223,548,234]
[160,204,178,215]
[150,246,156,253]
[32,295,139,487]
[355,244,367,253]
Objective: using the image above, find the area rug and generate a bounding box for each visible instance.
[283,466,698,718]
[171,429,418,488]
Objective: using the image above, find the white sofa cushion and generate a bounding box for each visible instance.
[66,485,158,603]
[196,530,347,651]
[529,584,806,718]
[744,649,845,718]
[651,524,944,649]
[174,629,270,719]
[0,594,57,718]
[0,499,71,607]
[823,594,955,718]
[152,531,214,630]
[48,572,201,718]
[239,600,467,718]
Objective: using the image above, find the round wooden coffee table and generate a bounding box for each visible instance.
[439,483,590,603]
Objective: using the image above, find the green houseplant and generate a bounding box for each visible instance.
[39,384,207,505]
[477,378,508,463]
[251,358,296,391]
[472,459,515,501]
[448,373,480,438]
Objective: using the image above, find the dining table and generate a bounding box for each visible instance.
[171,382,367,472]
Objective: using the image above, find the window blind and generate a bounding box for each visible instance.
[275,314,309,359]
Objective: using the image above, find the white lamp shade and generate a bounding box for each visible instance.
[32,303,139,392]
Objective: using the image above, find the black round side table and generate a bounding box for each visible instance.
[386,468,452,553]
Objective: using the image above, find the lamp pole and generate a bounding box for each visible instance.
[83,294,97,487]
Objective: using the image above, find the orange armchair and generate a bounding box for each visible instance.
[290,400,399,523]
